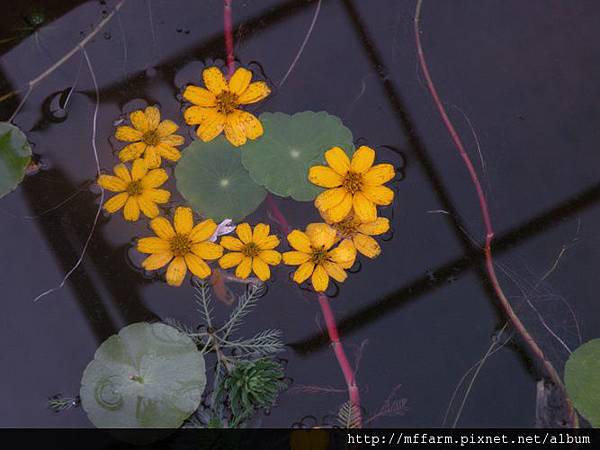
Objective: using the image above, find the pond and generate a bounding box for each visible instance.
[1,0,599,430]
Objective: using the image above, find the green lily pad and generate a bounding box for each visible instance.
[0,122,31,199]
[80,322,206,428]
[241,112,354,201]
[565,338,600,427]
[175,137,267,222]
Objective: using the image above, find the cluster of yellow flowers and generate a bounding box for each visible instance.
[98,65,395,290]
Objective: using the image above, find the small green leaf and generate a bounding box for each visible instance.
[0,122,32,199]
[565,338,600,427]
[175,137,267,222]
[80,322,206,429]
[241,112,354,201]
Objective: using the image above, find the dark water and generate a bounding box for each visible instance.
[1,0,599,428]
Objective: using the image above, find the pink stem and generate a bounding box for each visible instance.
[224,0,235,78]
[266,194,292,235]
[413,0,576,427]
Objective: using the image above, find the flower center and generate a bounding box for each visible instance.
[126,180,143,196]
[215,90,239,115]
[342,171,363,194]
[142,130,161,146]
[333,216,359,239]
[310,246,329,265]
[170,234,192,257]
[241,242,260,258]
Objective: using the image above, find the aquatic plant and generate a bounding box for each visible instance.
[0,122,31,198]
[564,339,600,427]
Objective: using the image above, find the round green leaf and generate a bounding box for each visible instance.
[175,137,267,222]
[565,338,600,427]
[80,322,206,428]
[241,112,354,201]
[0,122,31,199]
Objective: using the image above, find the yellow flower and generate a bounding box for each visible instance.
[137,207,223,287]
[330,215,390,259]
[115,105,185,168]
[218,223,281,281]
[308,146,396,223]
[182,66,270,147]
[97,159,170,221]
[282,223,356,292]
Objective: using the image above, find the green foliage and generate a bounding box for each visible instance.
[0,122,31,199]
[80,322,206,428]
[175,137,267,222]
[241,112,354,201]
[219,358,285,427]
[565,338,600,427]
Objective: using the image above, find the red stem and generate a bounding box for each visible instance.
[413,0,576,426]
[224,0,235,78]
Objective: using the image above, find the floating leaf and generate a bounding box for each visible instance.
[175,137,267,222]
[80,322,206,428]
[241,112,354,201]
[0,122,32,199]
[565,338,600,427]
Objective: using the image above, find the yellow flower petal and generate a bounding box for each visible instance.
[144,106,161,130]
[308,166,343,188]
[131,158,148,181]
[224,111,247,147]
[220,236,244,251]
[123,197,140,221]
[184,105,213,125]
[183,85,216,107]
[229,67,252,94]
[143,146,161,169]
[156,119,177,137]
[259,250,282,265]
[324,147,350,176]
[322,260,347,282]
[141,168,168,189]
[157,143,181,162]
[293,261,315,284]
[161,134,185,147]
[362,185,394,205]
[258,235,279,250]
[311,265,329,292]
[328,239,357,269]
[189,219,217,243]
[137,196,159,218]
[166,256,187,286]
[98,175,126,192]
[115,126,142,142]
[113,163,131,182]
[118,142,146,162]
[192,241,223,260]
[306,223,337,251]
[357,217,390,235]
[219,252,244,269]
[239,111,263,140]
[137,237,171,254]
[238,81,271,104]
[145,188,170,204]
[174,207,194,234]
[142,252,173,270]
[315,187,347,212]
[320,192,352,223]
[352,192,377,223]
[287,230,311,253]
[282,251,309,265]
[185,253,211,279]
[350,146,375,173]
[235,256,252,279]
[151,216,176,239]
[130,110,149,132]
[363,163,395,186]
[353,234,381,258]
[103,192,128,213]
[203,67,228,94]
[252,223,270,244]
[252,257,271,281]
[197,112,226,142]
[236,223,253,244]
